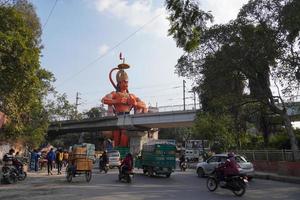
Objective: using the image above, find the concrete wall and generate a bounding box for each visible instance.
[0,143,11,162]
[253,160,300,177]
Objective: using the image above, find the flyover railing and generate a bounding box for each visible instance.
[236,149,300,161]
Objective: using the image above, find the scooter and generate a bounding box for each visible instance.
[206,170,248,197]
[118,165,134,183]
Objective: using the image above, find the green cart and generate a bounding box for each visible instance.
[135,143,176,178]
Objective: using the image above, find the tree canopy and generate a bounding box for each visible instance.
[166,0,300,154]
[0,0,53,146]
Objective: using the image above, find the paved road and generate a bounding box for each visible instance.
[0,169,299,200]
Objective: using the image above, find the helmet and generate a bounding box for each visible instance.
[228,152,235,158]
[126,153,132,157]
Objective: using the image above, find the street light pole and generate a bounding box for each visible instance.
[183,80,186,111]
[193,90,196,109]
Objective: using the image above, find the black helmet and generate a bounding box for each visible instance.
[126,153,132,157]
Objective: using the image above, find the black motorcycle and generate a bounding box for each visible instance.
[15,163,27,181]
[118,165,134,183]
[206,170,248,197]
[180,161,187,171]
[99,158,109,173]
[1,166,18,184]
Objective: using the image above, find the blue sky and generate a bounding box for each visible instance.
[29,0,248,112]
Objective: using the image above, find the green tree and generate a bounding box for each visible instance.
[84,105,106,118]
[0,1,53,146]
[193,112,235,152]
[166,0,300,157]
[159,127,193,143]
[45,92,79,121]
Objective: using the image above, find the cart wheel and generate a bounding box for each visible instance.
[66,171,73,182]
[85,171,92,182]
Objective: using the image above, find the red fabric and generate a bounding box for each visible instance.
[121,156,133,170]
[223,157,240,176]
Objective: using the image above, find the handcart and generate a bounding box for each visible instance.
[66,146,93,182]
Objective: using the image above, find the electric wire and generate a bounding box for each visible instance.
[56,12,164,88]
[43,0,58,28]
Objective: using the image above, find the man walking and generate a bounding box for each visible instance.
[56,148,63,175]
[46,148,55,175]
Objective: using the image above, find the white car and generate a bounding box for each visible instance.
[107,150,121,168]
[196,154,254,180]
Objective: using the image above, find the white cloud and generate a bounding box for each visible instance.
[98,44,109,56]
[92,0,249,38]
[199,0,248,24]
[94,0,168,38]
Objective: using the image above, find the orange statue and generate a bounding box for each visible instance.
[102,57,148,115]
[101,55,148,147]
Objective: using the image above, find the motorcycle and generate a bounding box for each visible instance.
[118,165,134,183]
[99,158,109,173]
[1,166,18,184]
[13,158,27,181]
[180,161,187,171]
[15,163,27,181]
[206,170,248,197]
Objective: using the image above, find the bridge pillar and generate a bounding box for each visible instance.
[129,129,159,156]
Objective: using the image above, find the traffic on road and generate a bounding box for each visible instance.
[0,167,299,200]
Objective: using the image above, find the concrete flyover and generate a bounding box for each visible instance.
[47,110,198,136]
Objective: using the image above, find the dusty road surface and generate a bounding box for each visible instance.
[0,168,300,200]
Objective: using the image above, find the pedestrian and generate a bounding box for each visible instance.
[56,148,63,174]
[32,149,40,172]
[63,151,69,167]
[46,148,55,175]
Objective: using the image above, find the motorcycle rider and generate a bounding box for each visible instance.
[3,149,23,173]
[216,152,240,185]
[179,154,186,170]
[120,153,133,174]
[99,151,108,170]
[3,149,15,166]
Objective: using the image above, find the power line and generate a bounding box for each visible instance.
[43,0,58,28]
[57,12,164,88]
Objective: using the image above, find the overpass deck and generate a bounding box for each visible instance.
[48,110,197,136]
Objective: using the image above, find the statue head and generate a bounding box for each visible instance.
[116,69,128,83]
[116,69,129,92]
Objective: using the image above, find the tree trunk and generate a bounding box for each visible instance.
[282,112,299,160]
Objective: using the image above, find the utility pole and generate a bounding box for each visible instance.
[193,90,196,110]
[75,92,81,114]
[188,89,197,110]
[183,80,186,111]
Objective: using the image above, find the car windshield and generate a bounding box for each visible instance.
[108,152,120,157]
[235,156,247,163]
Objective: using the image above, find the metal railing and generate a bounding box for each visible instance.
[236,150,300,162]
